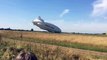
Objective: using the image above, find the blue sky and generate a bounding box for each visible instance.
[0,0,107,33]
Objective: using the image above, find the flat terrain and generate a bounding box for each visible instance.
[0,30,107,60]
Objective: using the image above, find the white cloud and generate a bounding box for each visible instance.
[92,0,107,17]
[60,9,70,17]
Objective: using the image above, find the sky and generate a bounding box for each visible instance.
[0,0,107,33]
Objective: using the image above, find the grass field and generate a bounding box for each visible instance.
[1,30,107,46]
[0,30,107,60]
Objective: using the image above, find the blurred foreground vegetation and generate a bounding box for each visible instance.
[0,30,107,60]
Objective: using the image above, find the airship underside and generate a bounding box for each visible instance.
[33,16,61,33]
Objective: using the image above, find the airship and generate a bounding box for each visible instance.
[32,16,61,33]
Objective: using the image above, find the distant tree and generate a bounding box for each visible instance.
[102,33,106,35]
[31,28,34,31]
[0,28,4,30]
[5,27,11,30]
[72,32,75,34]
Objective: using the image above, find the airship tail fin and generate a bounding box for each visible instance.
[33,16,44,23]
[38,16,41,20]
[37,16,44,22]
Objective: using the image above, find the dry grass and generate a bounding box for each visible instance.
[1,30,107,47]
[1,30,107,60]
[1,38,107,60]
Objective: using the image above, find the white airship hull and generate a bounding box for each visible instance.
[33,16,61,33]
